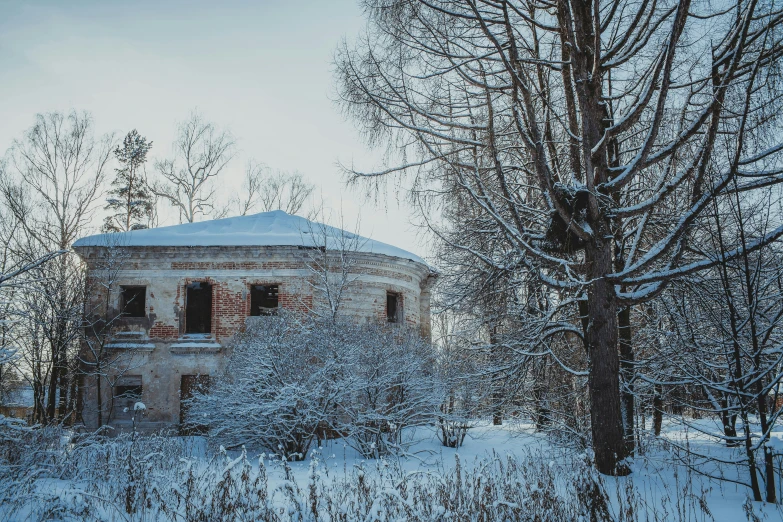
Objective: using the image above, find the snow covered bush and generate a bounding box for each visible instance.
[184,313,338,460]
[432,315,484,449]
[185,313,442,459]
[329,321,442,458]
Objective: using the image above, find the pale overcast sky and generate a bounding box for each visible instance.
[0,0,429,257]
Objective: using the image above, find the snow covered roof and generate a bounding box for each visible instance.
[73,210,427,265]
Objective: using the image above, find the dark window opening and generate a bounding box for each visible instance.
[387,292,400,323]
[120,286,146,317]
[250,284,279,316]
[113,376,142,421]
[180,374,210,435]
[185,282,212,334]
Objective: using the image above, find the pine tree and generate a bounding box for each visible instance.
[104,130,154,232]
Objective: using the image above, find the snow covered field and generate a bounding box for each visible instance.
[2,420,782,521]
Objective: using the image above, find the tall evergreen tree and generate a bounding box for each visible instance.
[104,130,153,232]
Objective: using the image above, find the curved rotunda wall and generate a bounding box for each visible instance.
[74,243,435,431]
[76,244,434,339]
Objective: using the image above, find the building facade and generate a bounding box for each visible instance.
[72,211,435,432]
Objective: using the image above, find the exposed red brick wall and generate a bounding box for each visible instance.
[79,245,431,344]
[242,280,314,315]
[155,279,317,343]
[147,277,417,342]
[171,261,306,270]
[280,292,312,313]
[150,324,178,339]
[212,280,247,343]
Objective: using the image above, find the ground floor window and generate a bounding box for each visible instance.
[180,374,210,435]
[113,376,142,422]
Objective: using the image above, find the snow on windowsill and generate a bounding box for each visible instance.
[106,342,155,350]
[170,342,221,349]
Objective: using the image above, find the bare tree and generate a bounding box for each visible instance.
[432,310,484,448]
[655,189,783,503]
[337,0,783,475]
[187,313,440,460]
[153,111,235,223]
[186,313,342,460]
[231,161,268,216]
[257,169,314,215]
[1,111,112,424]
[301,211,366,323]
[78,238,146,428]
[228,162,315,217]
[335,322,441,458]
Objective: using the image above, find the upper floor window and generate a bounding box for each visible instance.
[387,292,401,323]
[186,282,212,334]
[250,284,279,316]
[120,286,146,317]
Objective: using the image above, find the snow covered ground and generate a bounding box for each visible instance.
[261,421,783,521]
[2,420,782,521]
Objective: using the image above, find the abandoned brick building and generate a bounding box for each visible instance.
[72,210,436,432]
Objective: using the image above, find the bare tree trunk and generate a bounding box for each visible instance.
[489,325,503,426]
[96,372,103,427]
[618,305,635,455]
[586,243,628,475]
[491,392,503,425]
[653,385,663,437]
[720,397,738,446]
[46,357,58,422]
[755,386,776,502]
[57,350,69,421]
[67,372,77,426]
[741,407,763,501]
[735,191,778,503]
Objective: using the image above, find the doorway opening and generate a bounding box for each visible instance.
[180,374,210,435]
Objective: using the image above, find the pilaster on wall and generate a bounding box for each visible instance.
[419,273,438,339]
[211,280,244,343]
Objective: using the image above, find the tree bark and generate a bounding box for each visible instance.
[57,350,69,421]
[46,358,59,422]
[489,325,503,425]
[618,306,635,455]
[653,385,663,437]
[96,372,103,427]
[586,241,628,475]
[720,396,738,446]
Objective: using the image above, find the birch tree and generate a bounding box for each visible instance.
[337,0,783,474]
[228,163,315,217]
[153,111,235,223]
